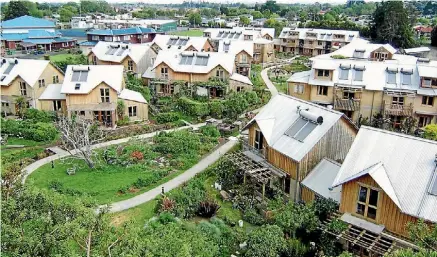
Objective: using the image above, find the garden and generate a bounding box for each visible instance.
[268,56,311,94]
[28,126,222,204]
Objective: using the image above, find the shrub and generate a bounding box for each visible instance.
[130,151,144,161]
[424,124,437,141]
[156,112,180,124]
[116,116,129,126]
[158,212,177,224]
[160,196,176,213]
[23,109,56,122]
[32,122,58,142]
[177,97,210,117]
[200,125,220,138]
[197,200,220,218]
[1,119,58,142]
[282,238,309,257]
[243,208,265,226]
[208,100,224,118]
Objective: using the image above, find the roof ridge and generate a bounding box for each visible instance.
[277,93,345,116]
[361,126,437,145]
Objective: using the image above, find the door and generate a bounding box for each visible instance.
[254,130,264,150]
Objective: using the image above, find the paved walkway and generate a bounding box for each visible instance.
[101,138,239,213]
[21,123,205,183]
[260,56,300,98]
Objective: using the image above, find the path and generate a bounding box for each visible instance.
[101,138,239,213]
[21,123,206,183]
[260,56,300,98]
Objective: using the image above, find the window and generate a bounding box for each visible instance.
[2,102,9,107]
[216,68,225,81]
[402,72,411,85]
[392,96,404,106]
[343,91,355,100]
[52,75,59,84]
[317,85,328,96]
[374,52,388,60]
[418,116,432,127]
[92,56,97,65]
[38,79,45,88]
[241,54,247,64]
[294,84,304,94]
[92,35,99,41]
[254,130,264,150]
[124,35,130,40]
[100,88,110,103]
[356,185,379,220]
[339,69,349,80]
[79,111,85,116]
[127,60,134,71]
[422,96,434,106]
[105,36,112,42]
[317,69,330,77]
[423,78,432,87]
[128,106,137,117]
[20,81,27,96]
[161,67,168,79]
[53,100,62,111]
[318,41,323,46]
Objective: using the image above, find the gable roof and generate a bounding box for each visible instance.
[332,126,437,223]
[230,73,253,85]
[61,65,124,94]
[279,27,359,42]
[204,27,275,41]
[0,58,50,87]
[119,88,147,103]
[1,15,55,28]
[152,51,235,74]
[243,94,347,161]
[39,84,66,100]
[90,41,151,64]
[87,26,156,36]
[316,38,396,59]
[217,40,253,57]
[152,34,211,52]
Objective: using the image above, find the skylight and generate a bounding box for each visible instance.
[72,70,89,82]
[195,55,209,66]
[75,83,81,90]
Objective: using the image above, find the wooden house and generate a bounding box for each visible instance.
[329,126,437,256]
[242,94,357,201]
[0,58,64,116]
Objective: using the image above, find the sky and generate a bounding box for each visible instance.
[1,0,383,4]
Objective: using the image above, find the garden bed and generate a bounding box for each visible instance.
[28,127,221,204]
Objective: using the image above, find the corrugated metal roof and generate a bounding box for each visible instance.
[0,33,29,41]
[152,34,210,52]
[57,29,88,38]
[39,84,66,100]
[244,94,345,161]
[279,27,360,42]
[0,58,50,87]
[230,73,252,85]
[1,15,55,28]
[28,30,57,38]
[87,26,156,36]
[302,158,342,202]
[119,88,147,103]
[332,126,437,223]
[90,41,150,64]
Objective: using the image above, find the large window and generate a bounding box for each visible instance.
[53,100,62,111]
[38,79,45,88]
[19,82,27,96]
[422,96,434,106]
[317,69,330,77]
[317,85,328,96]
[254,130,264,150]
[100,88,110,103]
[392,96,404,106]
[418,116,432,127]
[241,54,247,64]
[294,84,304,94]
[128,106,137,117]
[52,75,59,83]
[216,68,225,81]
[356,185,379,220]
[161,67,168,79]
[343,91,355,100]
[127,60,134,71]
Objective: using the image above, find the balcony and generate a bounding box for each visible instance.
[383,103,413,116]
[334,98,361,111]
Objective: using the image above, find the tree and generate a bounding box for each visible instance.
[15,96,28,118]
[116,100,125,119]
[59,5,78,22]
[274,202,319,238]
[240,15,250,26]
[370,1,416,48]
[4,0,30,20]
[188,13,201,26]
[245,225,286,257]
[431,26,437,47]
[264,18,286,37]
[56,117,105,168]
[423,124,437,141]
[260,0,280,14]
[252,10,263,19]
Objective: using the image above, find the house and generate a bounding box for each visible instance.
[414,25,433,39]
[144,51,252,97]
[330,126,436,256]
[70,16,94,29]
[57,65,148,127]
[95,19,177,32]
[253,38,275,64]
[86,27,160,45]
[287,39,437,128]
[150,34,214,53]
[275,28,360,56]
[217,40,253,76]
[242,94,357,200]
[0,58,65,115]
[0,16,76,52]
[87,41,156,77]
[404,47,431,58]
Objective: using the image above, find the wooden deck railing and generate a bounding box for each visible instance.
[383,103,413,116]
[334,98,361,111]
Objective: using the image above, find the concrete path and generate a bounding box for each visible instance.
[101,138,239,213]
[260,56,300,98]
[22,123,205,183]
[46,146,69,155]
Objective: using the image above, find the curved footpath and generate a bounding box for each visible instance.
[260,56,300,98]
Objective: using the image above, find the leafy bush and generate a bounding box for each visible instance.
[214,158,241,190]
[23,109,56,122]
[1,118,58,142]
[282,238,309,257]
[177,97,210,118]
[52,55,87,72]
[153,130,202,156]
[200,125,220,138]
[126,74,151,102]
[245,225,286,257]
[155,112,180,124]
[197,200,220,218]
[223,93,249,119]
[274,202,319,238]
[424,124,437,141]
[313,197,339,221]
[116,115,129,126]
[208,100,224,118]
[243,208,265,226]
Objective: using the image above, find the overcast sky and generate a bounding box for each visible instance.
[2,0,383,4]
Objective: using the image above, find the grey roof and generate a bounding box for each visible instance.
[243,94,345,161]
[332,126,437,223]
[302,158,342,203]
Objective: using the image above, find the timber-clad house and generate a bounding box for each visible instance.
[242,94,358,201]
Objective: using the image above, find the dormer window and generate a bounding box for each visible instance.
[401,68,413,85]
[374,52,388,61]
[317,69,330,77]
[353,65,366,81]
[386,67,398,84]
[357,185,379,220]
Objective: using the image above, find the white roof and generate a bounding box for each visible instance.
[244,94,345,161]
[230,73,253,85]
[253,38,273,44]
[287,70,311,83]
[152,34,210,52]
[61,65,124,94]
[417,64,437,78]
[152,51,235,74]
[315,38,396,59]
[0,58,50,87]
[142,67,155,79]
[279,27,360,42]
[119,88,147,103]
[332,126,437,223]
[302,158,342,203]
[204,27,275,41]
[404,47,431,54]
[90,41,150,64]
[39,84,65,100]
[217,40,253,57]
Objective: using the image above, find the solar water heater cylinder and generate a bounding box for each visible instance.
[299,110,323,124]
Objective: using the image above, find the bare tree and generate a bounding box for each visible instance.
[56,117,105,169]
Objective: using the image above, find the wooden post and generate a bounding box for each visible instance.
[262,183,265,200]
[243,173,246,184]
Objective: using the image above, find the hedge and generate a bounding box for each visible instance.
[156,112,180,124]
[177,97,210,118]
[1,118,58,142]
[23,109,57,122]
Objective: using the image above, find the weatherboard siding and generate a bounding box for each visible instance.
[301,185,316,203]
[66,82,119,106]
[123,99,148,121]
[339,175,418,238]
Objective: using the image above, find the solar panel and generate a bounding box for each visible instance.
[181,39,188,46]
[116,48,125,56]
[79,71,89,82]
[354,70,363,81]
[294,122,317,141]
[72,71,80,81]
[284,118,307,137]
[180,56,187,64]
[339,69,349,80]
[228,33,233,39]
[234,33,240,39]
[105,47,113,55]
[3,63,15,75]
[402,73,411,85]
[429,173,437,196]
[186,56,193,65]
[223,44,230,52]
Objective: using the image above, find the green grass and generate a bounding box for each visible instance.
[273,81,288,94]
[110,199,159,227]
[169,29,204,37]
[49,54,80,62]
[3,137,47,147]
[1,137,57,167]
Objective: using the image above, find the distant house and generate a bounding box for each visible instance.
[414,25,433,39]
[0,16,76,52]
[217,40,253,76]
[0,58,65,115]
[150,34,214,53]
[86,27,160,44]
[87,41,156,77]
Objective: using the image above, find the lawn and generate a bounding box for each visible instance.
[1,137,57,167]
[49,53,81,62]
[28,128,221,204]
[169,29,204,37]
